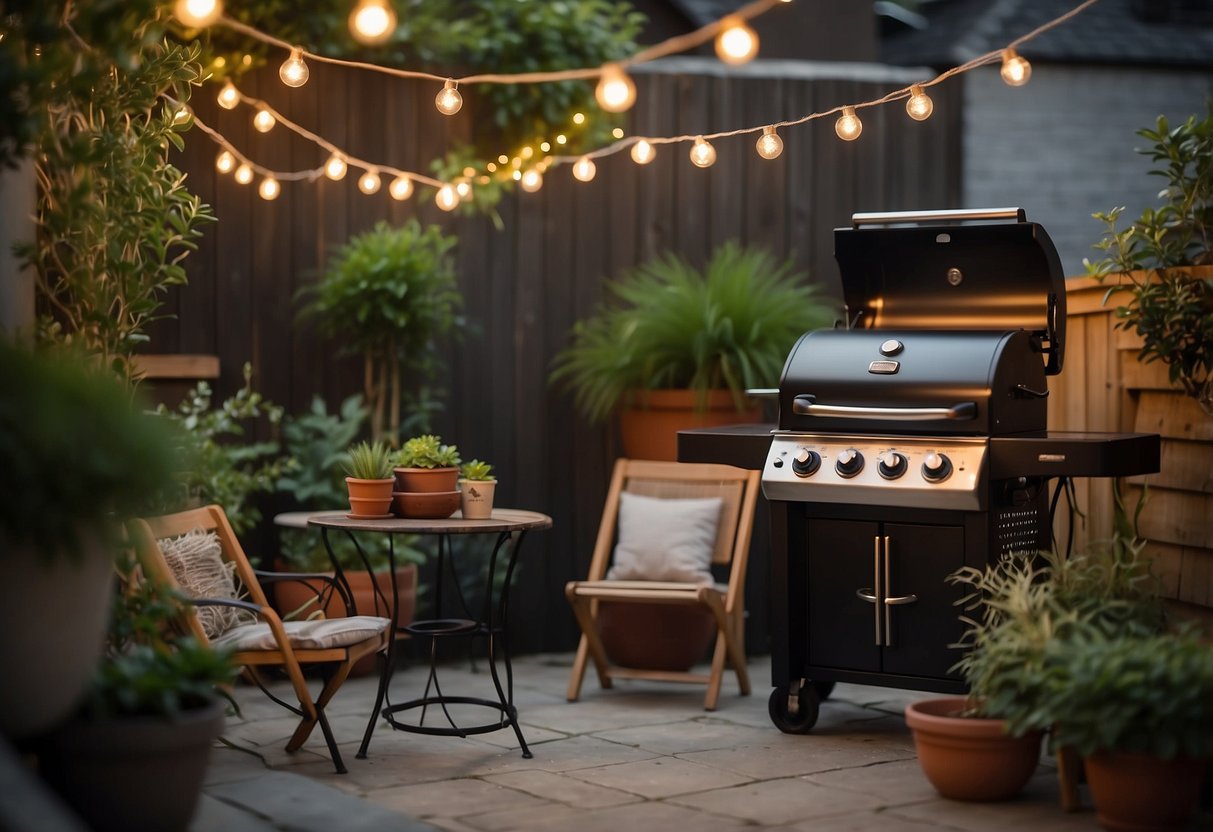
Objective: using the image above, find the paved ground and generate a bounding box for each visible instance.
[193,652,1213,832]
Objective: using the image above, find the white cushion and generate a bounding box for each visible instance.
[605,492,722,585]
[212,615,390,652]
[158,528,257,638]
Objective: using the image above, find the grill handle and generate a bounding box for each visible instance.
[793,396,977,421]
[744,388,779,400]
[851,207,1025,227]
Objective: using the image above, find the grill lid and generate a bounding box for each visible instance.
[834,208,1065,375]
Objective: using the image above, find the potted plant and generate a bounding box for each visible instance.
[550,241,838,460]
[459,459,497,519]
[344,440,396,518]
[394,433,462,493]
[1086,108,1213,415]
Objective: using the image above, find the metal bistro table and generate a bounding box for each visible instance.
[307,509,552,759]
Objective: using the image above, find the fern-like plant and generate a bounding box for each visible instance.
[344,441,395,481]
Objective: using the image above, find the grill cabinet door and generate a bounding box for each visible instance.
[880,523,965,679]
[806,519,881,673]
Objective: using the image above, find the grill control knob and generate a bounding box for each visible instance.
[791,448,821,478]
[834,448,864,478]
[921,452,953,483]
[878,451,908,480]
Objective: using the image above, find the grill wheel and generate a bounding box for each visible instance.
[768,681,835,733]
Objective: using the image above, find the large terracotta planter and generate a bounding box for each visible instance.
[597,601,717,672]
[345,476,394,517]
[275,563,418,627]
[904,697,1044,801]
[1085,750,1207,832]
[619,389,762,461]
[393,466,459,493]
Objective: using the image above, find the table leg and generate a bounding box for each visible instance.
[357,532,399,759]
[484,530,532,758]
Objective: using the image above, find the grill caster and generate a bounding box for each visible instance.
[768,680,832,733]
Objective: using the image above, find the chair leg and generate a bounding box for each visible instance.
[704,631,728,711]
[315,706,347,774]
[567,635,590,701]
[731,612,751,695]
[566,593,613,692]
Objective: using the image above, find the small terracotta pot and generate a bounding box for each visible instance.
[1085,750,1206,832]
[904,697,1043,802]
[345,476,395,517]
[393,466,459,493]
[459,479,497,519]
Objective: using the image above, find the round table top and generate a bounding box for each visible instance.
[306,508,552,535]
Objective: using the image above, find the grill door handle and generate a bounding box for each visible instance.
[793,397,977,422]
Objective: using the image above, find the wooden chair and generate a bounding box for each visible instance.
[565,459,761,710]
[128,505,391,774]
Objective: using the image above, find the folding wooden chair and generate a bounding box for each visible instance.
[129,505,391,773]
[566,459,761,710]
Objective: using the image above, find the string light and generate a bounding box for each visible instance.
[595,64,636,113]
[324,154,348,180]
[435,184,460,211]
[455,180,473,201]
[631,139,656,165]
[1000,48,1031,86]
[358,170,381,194]
[279,48,309,87]
[216,81,239,109]
[756,126,783,159]
[519,168,544,192]
[715,16,758,65]
[389,175,413,200]
[435,80,462,115]
[835,106,862,141]
[689,137,716,168]
[349,0,397,45]
[905,84,933,120]
[252,108,276,132]
[234,163,254,184]
[215,150,236,173]
[258,177,281,200]
[175,0,222,28]
[572,156,597,182]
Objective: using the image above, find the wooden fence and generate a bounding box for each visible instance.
[149,56,962,654]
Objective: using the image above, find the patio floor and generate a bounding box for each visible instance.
[195,652,1211,832]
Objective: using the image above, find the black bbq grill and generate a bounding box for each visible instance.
[677,208,1160,734]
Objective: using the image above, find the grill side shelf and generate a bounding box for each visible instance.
[988,432,1160,479]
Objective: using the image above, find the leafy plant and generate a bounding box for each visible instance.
[278,395,367,505]
[297,220,464,442]
[460,459,495,481]
[344,441,396,480]
[398,434,462,469]
[550,242,839,422]
[1086,110,1213,414]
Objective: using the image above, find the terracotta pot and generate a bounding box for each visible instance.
[597,602,717,672]
[1085,750,1206,832]
[393,466,459,493]
[274,563,418,628]
[345,476,394,517]
[459,479,497,520]
[904,697,1044,802]
[393,490,460,519]
[619,389,762,461]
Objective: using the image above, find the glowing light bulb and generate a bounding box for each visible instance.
[435,79,462,115]
[358,170,381,194]
[539,141,551,152]
[217,81,239,110]
[253,109,275,133]
[756,126,783,160]
[234,164,253,185]
[258,177,281,200]
[349,0,396,45]
[835,106,862,141]
[572,112,585,125]
[572,156,597,182]
[435,184,459,211]
[215,150,236,173]
[519,168,543,192]
[279,49,309,88]
[323,155,347,180]
[631,139,655,165]
[715,16,758,65]
[175,0,222,28]
[689,137,716,168]
[389,176,413,200]
[905,84,933,121]
[1000,48,1031,86]
[595,64,636,113]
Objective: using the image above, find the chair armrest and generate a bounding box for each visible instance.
[252,570,354,617]
[189,596,269,616]
[255,570,341,588]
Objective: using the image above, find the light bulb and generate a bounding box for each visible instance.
[689,137,716,168]
[234,164,253,185]
[595,64,636,113]
[435,184,459,212]
[215,150,236,173]
[455,180,473,201]
[279,49,309,88]
[258,177,281,200]
[835,106,862,141]
[572,156,597,182]
[324,155,348,181]
[1000,48,1031,86]
[358,170,381,194]
[519,168,543,193]
[631,139,655,165]
[906,84,933,121]
[389,176,413,200]
[756,126,783,160]
[349,0,396,45]
[216,81,239,110]
[175,0,222,28]
[253,109,276,133]
[715,17,758,65]
[435,80,462,116]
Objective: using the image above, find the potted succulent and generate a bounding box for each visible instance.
[458,459,497,520]
[550,241,839,460]
[344,440,396,518]
[394,433,462,493]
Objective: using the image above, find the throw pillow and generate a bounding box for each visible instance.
[158,528,257,639]
[605,492,722,584]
